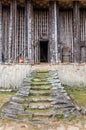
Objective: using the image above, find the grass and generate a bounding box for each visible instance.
[64,86,86,108]
[0,91,17,113]
[55,114,64,119]
[16,114,33,120]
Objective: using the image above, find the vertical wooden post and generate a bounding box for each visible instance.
[0,0,2,63]
[25,0,28,58]
[49,1,55,64]
[73,1,80,63]
[56,2,61,63]
[8,0,13,63]
[14,0,17,60]
[49,1,59,64]
[54,1,58,63]
[26,0,34,64]
[8,0,17,63]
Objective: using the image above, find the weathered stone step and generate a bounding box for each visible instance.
[30,116,49,122]
[31,85,52,90]
[36,72,49,76]
[6,102,26,110]
[36,72,50,78]
[25,109,54,117]
[29,102,51,109]
[29,96,53,102]
[31,81,50,85]
[30,90,50,96]
[32,78,47,82]
[11,96,25,103]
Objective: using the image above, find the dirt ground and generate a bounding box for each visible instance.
[0,118,86,130]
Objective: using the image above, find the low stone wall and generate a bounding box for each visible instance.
[0,64,31,89]
[57,63,86,87]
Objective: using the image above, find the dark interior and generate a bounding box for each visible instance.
[40,41,48,62]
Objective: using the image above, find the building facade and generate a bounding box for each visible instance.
[0,0,86,64]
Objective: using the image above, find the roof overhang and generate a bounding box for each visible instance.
[2,0,86,8]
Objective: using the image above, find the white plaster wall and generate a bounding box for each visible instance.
[0,64,86,88]
[0,64,31,89]
[56,64,86,87]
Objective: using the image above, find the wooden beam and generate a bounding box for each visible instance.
[73,1,80,63]
[0,0,2,63]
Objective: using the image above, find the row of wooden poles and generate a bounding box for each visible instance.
[2,2,26,63]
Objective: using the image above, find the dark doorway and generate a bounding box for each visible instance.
[40,41,48,62]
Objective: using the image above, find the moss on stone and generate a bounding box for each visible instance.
[64,86,86,107]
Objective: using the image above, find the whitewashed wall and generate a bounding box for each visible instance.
[0,64,31,89]
[57,64,86,87]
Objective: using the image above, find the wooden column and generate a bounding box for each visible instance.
[14,0,17,60]
[26,0,34,64]
[56,2,61,63]
[12,0,17,61]
[49,1,59,64]
[0,0,2,63]
[73,1,80,63]
[8,0,17,63]
[8,0,13,62]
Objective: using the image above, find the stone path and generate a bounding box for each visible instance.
[1,69,80,121]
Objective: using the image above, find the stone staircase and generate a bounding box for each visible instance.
[25,71,54,121]
[1,69,80,121]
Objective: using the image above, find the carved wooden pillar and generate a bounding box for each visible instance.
[73,1,80,63]
[26,0,34,64]
[0,0,2,63]
[49,1,59,64]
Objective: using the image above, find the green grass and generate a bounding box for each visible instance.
[16,114,33,120]
[55,114,64,119]
[0,91,17,113]
[64,86,86,108]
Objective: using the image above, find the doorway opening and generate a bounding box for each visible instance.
[40,41,48,63]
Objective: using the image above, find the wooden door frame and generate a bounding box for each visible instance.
[39,40,49,63]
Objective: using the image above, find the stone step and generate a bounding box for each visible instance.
[25,109,54,117]
[31,85,52,90]
[30,90,50,96]
[29,102,51,109]
[32,78,47,82]
[29,96,53,102]
[31,81,50,85]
